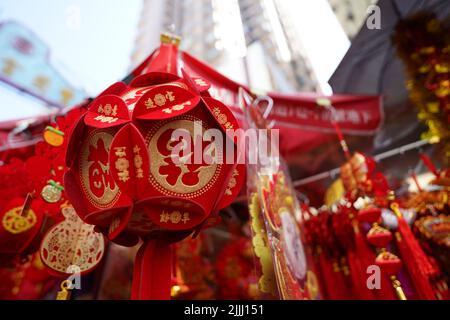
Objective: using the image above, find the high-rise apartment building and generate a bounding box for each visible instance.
[130,0,319,93]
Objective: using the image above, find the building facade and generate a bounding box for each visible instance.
[328,0,376,39]
[130,0,319,93]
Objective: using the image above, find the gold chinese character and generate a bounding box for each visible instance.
[145,98,155,109]
[134,154,142,168]
[165,91,175,101]
[154,93,166,106]
[117,170,130,182]
[136,168,144,179]
[104,104,112,115]
[115,157,130,182]
[182,212,190,224]
[114,147,127,158]
[98,104,118,116]
[94,115,118,124]
[115,157,129,171]
[170,211,182,224]
[160,211,170,223]
[195,79,208,87]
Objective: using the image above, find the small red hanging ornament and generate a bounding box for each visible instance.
[366,224,393,248]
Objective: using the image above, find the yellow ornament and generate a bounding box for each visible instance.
[427,102,440,113]
[2,206,37,234]
[435,63,449,73]
[43,126,64,147]
[41,180,64,203]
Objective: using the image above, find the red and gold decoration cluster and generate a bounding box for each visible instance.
[393,12,450,160]
[302,152,449,300]
[63,38,245,299]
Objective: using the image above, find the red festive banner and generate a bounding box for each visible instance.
[181,52,383,135]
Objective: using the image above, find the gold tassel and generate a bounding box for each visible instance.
[56,280,72,300]
[391,276,407,300]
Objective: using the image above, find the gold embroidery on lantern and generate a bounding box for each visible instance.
[146,116,222,198]
[170,211,182,223]
[160,210,191,224]
[194,79,208,87]
[98,104,118,116]
[182,212,190,224]
[145,98,155,109]
[154,93,166,106]
[160,211,170,223]
[94,115,119,124]
[133,145,144,179]
[212,107,233,129]
[80,131,120,209]
[166,91,175,101]
[114,147,130,182]
[2,207,37,234]
[95,104,119,123]
[162,100,192,114]
[225,169,239,196]
[145,91,177,109]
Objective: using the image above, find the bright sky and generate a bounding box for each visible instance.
[284,0,350,94]
[0,0,143,121]
[0,0,349,122]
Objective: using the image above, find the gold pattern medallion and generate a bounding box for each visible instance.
[2,207,37,234]
[146,116,222,198]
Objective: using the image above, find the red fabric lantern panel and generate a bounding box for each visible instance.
[64,42,245,299]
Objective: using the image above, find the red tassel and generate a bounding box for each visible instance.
[351,220,378,299]
[131,239,172,300]
[347,249,375,299]
[353,220,375,269]
[332,258,352,299]
[420,154,439,177]
[317,247,339,300]
[394,216,437,299]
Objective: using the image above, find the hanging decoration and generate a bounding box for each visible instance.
[63,34,246,300]
[242,89,321,300]
[393,12,450,162]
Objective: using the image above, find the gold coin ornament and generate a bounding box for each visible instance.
[43,126,65,147]
[2,206,37,234]
[41,180,64,203]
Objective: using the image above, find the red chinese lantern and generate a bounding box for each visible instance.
[64,36,245,299]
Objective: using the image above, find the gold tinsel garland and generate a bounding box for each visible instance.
[392,12,450,161]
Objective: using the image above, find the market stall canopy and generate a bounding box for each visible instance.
[329,0,450,152]
[0,21,86,111]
